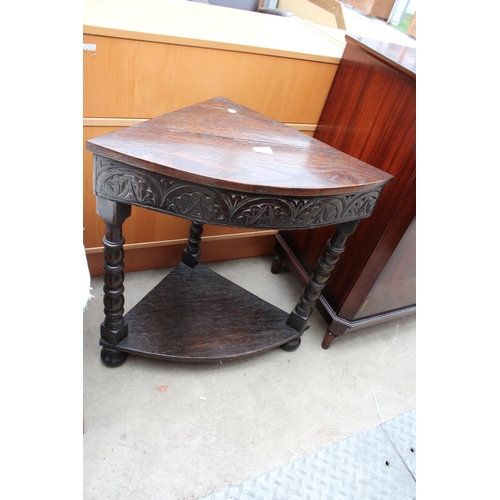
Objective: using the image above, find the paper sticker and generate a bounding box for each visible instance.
[253,147,273,154]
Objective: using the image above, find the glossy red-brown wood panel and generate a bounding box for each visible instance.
[281,36,416,320]
[356,217,416,319]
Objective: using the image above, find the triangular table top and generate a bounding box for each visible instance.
[87,96,392,197]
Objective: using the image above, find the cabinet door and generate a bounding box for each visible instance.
[83,35,337,124]
[355,218,416,319]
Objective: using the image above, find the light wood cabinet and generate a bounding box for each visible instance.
[83,0,345,276]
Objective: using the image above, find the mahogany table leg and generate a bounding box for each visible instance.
[181,220,204,268]
[321,322,349,349]
[282,219,360,351]
[96,197,132,367]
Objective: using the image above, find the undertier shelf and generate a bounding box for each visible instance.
[109,262,300,362]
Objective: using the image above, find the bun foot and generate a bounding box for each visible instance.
[281,337,301,351]
[100,348,128,367]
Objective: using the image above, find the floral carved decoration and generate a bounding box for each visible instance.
[94,156,383,229]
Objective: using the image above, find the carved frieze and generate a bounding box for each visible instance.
[94,156,382,229]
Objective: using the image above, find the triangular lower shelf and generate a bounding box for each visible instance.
[112,262,300,362]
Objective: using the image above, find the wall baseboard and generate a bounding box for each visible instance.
[86,232,277,277]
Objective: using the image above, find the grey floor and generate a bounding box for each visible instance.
[83,256,415,500]
[83,6,416,500]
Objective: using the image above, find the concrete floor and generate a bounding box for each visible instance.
[83,5,416,499]
[83,256,415,500]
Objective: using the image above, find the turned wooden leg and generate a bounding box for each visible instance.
[96,197,132,367]
[270,239,285,275]
[322,322,349,349]
[282,220,360,351]
[182,220,204,268]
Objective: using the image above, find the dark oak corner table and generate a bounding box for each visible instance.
[87,97,393,367]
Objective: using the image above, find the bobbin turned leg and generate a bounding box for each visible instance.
[282,220,360,351]
[181,220,204,268]
[96,197,132,367]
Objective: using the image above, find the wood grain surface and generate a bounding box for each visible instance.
[113,262,300,361]
[87,97,392,197]
[83,34,338,123]
[278,35,416,339]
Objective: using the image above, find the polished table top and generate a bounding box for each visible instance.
[87,96,392,198]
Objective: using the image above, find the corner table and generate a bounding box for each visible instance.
[87,97,392,367]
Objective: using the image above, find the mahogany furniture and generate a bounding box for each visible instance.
[87,97,392,366]
[273,36,416,348]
